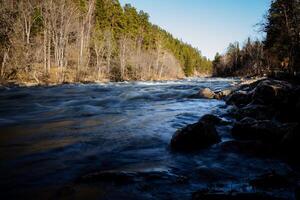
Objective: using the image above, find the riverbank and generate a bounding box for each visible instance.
[0,74,214,88]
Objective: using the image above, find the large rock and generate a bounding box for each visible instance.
[225,90,253,107]
[231,117,290,145]
[170,115,221,152]
[197,88,216,99]
[214,89,233,100]
[233,104,275,120]
[252,79,293,105]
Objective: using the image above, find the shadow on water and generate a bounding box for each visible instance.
[0,78,298,199]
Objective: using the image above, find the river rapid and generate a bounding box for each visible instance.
[0,78,296,199]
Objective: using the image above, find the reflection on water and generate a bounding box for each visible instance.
[0,78,296,199]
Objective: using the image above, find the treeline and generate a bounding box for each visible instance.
[213,0,300,77]
[0,0,211,85]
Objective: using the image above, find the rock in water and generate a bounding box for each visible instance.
[231,117,290,144]
[226,90,253,107]
[198,88,216,99]
[214,89,233,100]
[170,115,221,152]
[252,79,293,105]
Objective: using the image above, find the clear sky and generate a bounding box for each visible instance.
[119,0,271,60]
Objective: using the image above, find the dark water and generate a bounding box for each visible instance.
[0,78,297,199]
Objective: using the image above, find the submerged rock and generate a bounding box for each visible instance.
[170,115,221,152]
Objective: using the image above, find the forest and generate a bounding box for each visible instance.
[0,0,212,85]
[213,0,300,77]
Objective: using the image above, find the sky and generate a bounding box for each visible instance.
[119,0,271,60]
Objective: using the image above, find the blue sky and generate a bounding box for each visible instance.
[119,0,271,59]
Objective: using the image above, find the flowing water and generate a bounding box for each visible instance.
[0,78,297,199]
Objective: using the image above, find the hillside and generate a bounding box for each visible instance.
[0,0,212,85]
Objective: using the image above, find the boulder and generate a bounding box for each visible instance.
[214,89,233,100]
[235,104,275,120]
[170,115,221,152]
[252,79,293,105]
[200,114,223,125]
[231,117,289,145]
[198,88,216,99]
[225,90,253,107]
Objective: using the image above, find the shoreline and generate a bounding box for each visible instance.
[0,75,215,88]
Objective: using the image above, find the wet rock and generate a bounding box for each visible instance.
[250,171,291,189]
[226,91,253,107]
[214,89,233,100]
[201,114,223,125]
[170,115,221,152]
[231,117,288,145]
[252,79,293,105]
[236,104,275,120]
[198,88,216,99]
[192,189,286,200]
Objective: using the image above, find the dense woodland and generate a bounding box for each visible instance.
[213,0,300,77]
[0,0,212,84]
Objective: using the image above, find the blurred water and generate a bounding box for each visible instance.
[0,78,295,199]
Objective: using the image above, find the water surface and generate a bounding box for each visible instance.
[0,78,296,199]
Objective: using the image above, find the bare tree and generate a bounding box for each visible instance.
[78,0,95,80]
[92,29,106,80]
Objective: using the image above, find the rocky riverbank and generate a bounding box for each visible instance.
[170,77,300,199]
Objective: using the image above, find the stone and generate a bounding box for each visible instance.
[198,88,216,99]
[231,118,289,145]
[170,115,221,152]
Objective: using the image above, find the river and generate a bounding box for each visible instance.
[0,78,295,199]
